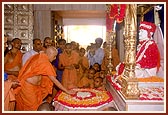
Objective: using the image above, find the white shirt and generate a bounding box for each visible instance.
[94,48,104,65]
[87,48,104,66]
[22,49,38,66]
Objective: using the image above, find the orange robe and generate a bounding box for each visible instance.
[77,75,94,88]
[4,50,22,81]
[59,51,79,89]
[101,48,120,71]
[14,53,56,111]
[4,81,15,111]
[96,85,106,91]
[77,56,89,83]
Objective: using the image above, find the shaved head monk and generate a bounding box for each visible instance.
[14,46,75,111]
[4,35,21,111]
[4,38,22,81]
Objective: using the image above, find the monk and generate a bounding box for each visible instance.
[4,38,22,81]
[94,70,106,85]
[14,46,75,111]
[4,35,21,111]
[4,79,20,111]
[77,48,89,83]
[46,39,66,103]
[94,77,106,91]
[58,43,80,89]
[71,41,79,53]
[92,63,101,72]
[101,44,120,73]
[41,37,56,103]
[42,37,53,51]
[22,38,43,66]
[77,68,96,88]
[37,102,54,111]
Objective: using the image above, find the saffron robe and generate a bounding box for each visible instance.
[15,53,56,111]
[4,50,22,80]
[77,56,89,83]
[101,48,120,72]
[4,81,15,111]
[59,51,79,89]
[77,75,94,88]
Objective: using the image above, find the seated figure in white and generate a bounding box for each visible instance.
[116,21,160,78]
[135,21,160,78]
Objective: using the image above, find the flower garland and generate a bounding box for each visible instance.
[106,4,126,32]
[54,88,113,108]
[109,4,126,24]
[106,75,122,91]
[139,86,164,100]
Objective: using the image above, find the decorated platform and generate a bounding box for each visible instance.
[53,88,114,111]
[106,75,165,111]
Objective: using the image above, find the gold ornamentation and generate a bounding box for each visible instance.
[106,31,115,75]
[106,4,116,75]
[4,4,33,51]
[121,4,140,99]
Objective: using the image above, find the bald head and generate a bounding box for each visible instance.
[45,46,58,62]
[37,102,54,111]
[46,46,57,54]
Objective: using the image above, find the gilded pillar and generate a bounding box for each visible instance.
[106,31,115,75]
[106,4,115,75]
[121,4,140,99]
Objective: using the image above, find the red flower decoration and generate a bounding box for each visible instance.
[109,4,126,23]
[118,62,125,75]
[115,4,127,23]
[53,89,113,108]
[106,4,126,31]
[106,75,121,91]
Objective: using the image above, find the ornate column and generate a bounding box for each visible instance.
[105,4,115,75]
[106,4,126,76]
[121,4,140,99]
[106,31,115,75]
